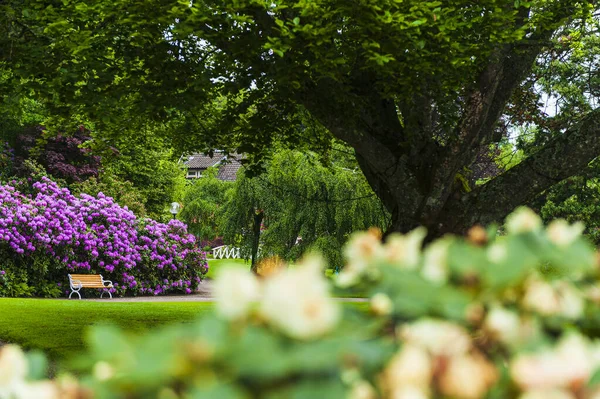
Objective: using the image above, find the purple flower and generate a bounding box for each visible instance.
[0,176,206,297]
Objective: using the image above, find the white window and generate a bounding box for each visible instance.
[187,170,197,178]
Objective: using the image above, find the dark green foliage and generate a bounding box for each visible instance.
[538,173,600,244]
[180,167,233,239]
[3,0,600,238]
[98,134,186,220]
[0,252,62,298]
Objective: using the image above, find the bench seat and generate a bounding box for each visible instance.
[68,274,113,299]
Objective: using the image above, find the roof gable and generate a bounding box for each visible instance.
[182,152,243,180]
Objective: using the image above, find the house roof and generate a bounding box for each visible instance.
[216,160,242,181]
[185,154,222,169]
[182,152,243,181]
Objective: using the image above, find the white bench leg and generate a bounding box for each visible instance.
[100,290,112,299]
[69,290,81,299]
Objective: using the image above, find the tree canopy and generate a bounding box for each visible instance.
[2,0,599,235]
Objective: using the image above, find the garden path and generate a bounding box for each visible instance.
[81,280,367,302]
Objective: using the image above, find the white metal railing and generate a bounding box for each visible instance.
[212,245,241,259]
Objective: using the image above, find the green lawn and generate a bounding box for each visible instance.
[206,258,338,278]
[205,258,249,279]
[0,299,213,360]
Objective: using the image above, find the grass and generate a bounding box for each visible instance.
[0,299,213,360]
[0,263,365,362]
[205,258,249,279]
[206,258,339,278]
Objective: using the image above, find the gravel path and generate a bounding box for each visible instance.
[84,280,214,302]
[72,280,368,302]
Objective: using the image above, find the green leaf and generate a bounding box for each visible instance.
[188,384,249,399]
[378,266,471,320]
[26,351,48,380]
[590,368,600,386]
[85,324,132,360]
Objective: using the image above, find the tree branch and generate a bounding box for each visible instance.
[440,108,600,232]
[416,3,584,228]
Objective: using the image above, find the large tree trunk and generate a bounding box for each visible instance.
[301,96,600,239]
[345,107,600,239]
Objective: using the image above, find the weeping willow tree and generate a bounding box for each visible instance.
[221,148,389,270]
[179,167,234,241]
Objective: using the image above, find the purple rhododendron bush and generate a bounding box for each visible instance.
[0,177,207,298]
[4,208,600,398]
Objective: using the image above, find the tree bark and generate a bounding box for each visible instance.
[250,209,264,272]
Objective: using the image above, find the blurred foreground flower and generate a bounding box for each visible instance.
[505,207,542,234]
[260,255,340,339]
[0,345,58,399]
[547,219,585,247]
[511,333,596,392]
[214,267,260,320]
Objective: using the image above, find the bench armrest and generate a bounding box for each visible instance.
[103,280,113,287]
[71,279,82,289]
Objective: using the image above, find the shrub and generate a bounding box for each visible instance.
[0,176,207,297]
[3,208,600,398]
[70,174,148,217]
[13,126,101,184]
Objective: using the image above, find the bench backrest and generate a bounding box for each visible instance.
[68,274,106,288]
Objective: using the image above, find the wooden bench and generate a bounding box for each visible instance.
[68,274,113,299]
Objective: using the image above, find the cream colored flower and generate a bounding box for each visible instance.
[55,374,86,399]
[522,279,561,316]
[421,238,451,284]
[213,267,260,320]
[348,380,377,399]
[383,227,427,270]
[383,345,432,390]
[511,350,565,390]
[13,381,59,399]
[484,305,521,345]
[585,284,600,304]
[336,267,361,288]
[518,389,576,399]
[505,207,542,234]
[398,319,471,357]
[93,361,114,381]
[556,282,585,319]
[260,258,340,339]
[522,279,584,320]
[339,230,384,287]
[487,241,508,263]
[547,219,584,247]
[370,293,393,316]
[344,230,384,266]
[0,345,28,392]
[438,352,498,399]
[389,385,430,399]
[553,333,594,390]
[511,333,594,391]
